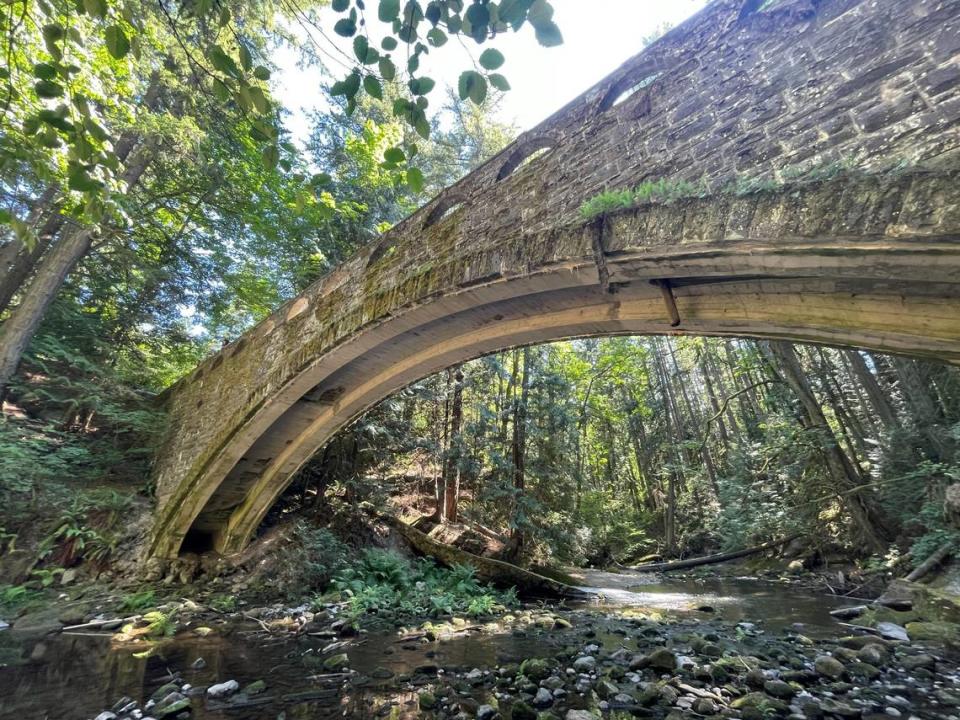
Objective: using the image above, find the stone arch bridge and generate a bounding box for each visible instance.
[149,0,960,560]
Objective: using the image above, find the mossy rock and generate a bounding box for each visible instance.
[905,621,960,646]
[323,652,349,671]
[519,658,553,682]
[418,690,437,710]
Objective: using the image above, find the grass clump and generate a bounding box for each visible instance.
[120,589,157,613]
[579,177,706,219]
[331,549,517,624]
[209,593,238,613]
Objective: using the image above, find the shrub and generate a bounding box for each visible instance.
[331,549,517,624]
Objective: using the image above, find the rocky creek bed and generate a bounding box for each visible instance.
[1,575,958,720]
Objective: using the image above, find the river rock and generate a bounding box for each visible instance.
[594,679,618,700]
[905,621,960,644]
[572,655,596,673]
[565,711,597,720]
[154,692,191,718]
[875,622,909,642]
[511,701,537,720]
[731,692,789,713]
[323,652,349,671]
[206,680,239,698]
[694,698,717,714]
[533,687,554,708]
[418,691,437,710]
[244,679,267,695]
[648,648,678,671]
[763,679,796,698]
[900,653,935,670]
[814,655,846,679]
[820,698,863,718]
[850,662,881,680]
[519,658,551,681]
[700,642,723,658]
[476,704,499,720]
[857,643,889,665]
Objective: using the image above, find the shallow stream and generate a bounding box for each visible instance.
[0,572,944,719]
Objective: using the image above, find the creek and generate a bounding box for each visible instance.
[0,571,956,720]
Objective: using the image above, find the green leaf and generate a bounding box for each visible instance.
[465,4,490,41]
[408,76,435,95]
[458,70,487,105]
[253,66,271,81]
[384,146,406,164]
[426,27,447,47]
[262,144,279,170]
[363,74,383,99]
[489,73,510,91]
[406,166,425,193]
[381,36,398,51]
[334,18,357,37]
[379,57,397,81]
[378,0,400,22]
[33,63,58,80]
[34,80,64,98]
[239,44,253,72]
[534,20,562,47]
[331,71,361,99]
[478,48,504,70]
[414,115,430,140]
[354,36,379,64]
[311,172,332,186]
[353,35,369,62]
[528,0,554,25]
[104,25,130,60]
[249,86,270,113]
[212,78,232,101]
[67,166,102,192]
[332,0,350,10]
[499,0,530,28]
[0,209,12,224]
[208,45,240,77]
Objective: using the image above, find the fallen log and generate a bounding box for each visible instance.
[628,535,802,573]
[904,542,954,583]
[381,514,591,599]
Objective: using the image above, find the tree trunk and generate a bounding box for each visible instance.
[507,346,530,560]
[443,367,464,522]
[630,534,802,572]
[0,144,154,395]
[763,342,890,551]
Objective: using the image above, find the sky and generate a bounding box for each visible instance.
[274,0,708,143]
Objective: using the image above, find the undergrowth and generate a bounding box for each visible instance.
[329,549,517,624]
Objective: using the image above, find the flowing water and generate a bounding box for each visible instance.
[0,573,921,719]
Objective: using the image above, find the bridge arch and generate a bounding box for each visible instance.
[148,0,960,560]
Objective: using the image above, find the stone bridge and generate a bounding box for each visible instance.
[149,0,960,560]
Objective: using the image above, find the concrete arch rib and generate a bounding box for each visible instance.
[215,277,960,556]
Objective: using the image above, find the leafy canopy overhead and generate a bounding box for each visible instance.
[325,0,562,183]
